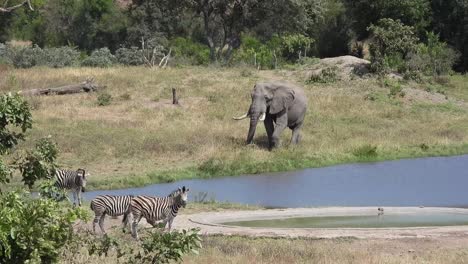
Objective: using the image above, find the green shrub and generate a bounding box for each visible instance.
[407,32,460,77]
[368,18,418,74]
[16,137,59,188]
[128,229,202,264]
[0,93,32,155]
[0,191,87,263]
[5,45,45,68]
[232,35,278,69]
[42,46,80,68]
[307,66,339,83]
[280,34,314,62]
[171,38,210,65]
[116,47,144,66]
[81,48,116,67]
[352,144,378,158]
[97,92,112,106]
[383,79,405,98]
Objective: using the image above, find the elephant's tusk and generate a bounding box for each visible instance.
[259,113,266,121]
[233,113,249,120]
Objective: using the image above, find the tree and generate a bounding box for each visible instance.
[345,0,432,39]
[367,18,418,73]
[126,0,186,47]
[431,0,468,71]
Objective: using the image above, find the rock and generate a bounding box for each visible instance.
[304,55,370,82]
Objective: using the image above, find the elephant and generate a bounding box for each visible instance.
[233,81,307,149]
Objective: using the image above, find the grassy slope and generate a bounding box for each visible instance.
[1,66,467,190]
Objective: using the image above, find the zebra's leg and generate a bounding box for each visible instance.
[167,217,174,231]
[124,212,134,233]
[92,213,101,234]
[72,190,77,207]
[131,215,142,239]
[98,214,106,234]
[77,188,82,207]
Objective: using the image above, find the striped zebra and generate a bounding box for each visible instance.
[126,186,190,239]
[90,195,134,234]
[53,168,88,207]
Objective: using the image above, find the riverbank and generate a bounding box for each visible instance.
[2,66,467,190]
[68,203,468,263]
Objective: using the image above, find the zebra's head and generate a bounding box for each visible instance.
[172,186,189,208]
[76,168,87,191]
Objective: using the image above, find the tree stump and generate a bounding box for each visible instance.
[172,88,179,105]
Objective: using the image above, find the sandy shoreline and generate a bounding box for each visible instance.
[173,207,468,239]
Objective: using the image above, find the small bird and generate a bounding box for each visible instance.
[378,207,384,215]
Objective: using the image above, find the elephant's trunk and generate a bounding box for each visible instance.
[246,116,259,144]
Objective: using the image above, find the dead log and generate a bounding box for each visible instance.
[20,79,102,96]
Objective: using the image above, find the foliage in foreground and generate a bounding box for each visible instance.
[67,228,202,264]
[0,190,88,263]
[0,92,89,263]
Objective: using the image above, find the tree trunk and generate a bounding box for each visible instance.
[20,80,101,96]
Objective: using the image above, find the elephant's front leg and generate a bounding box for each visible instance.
[271,113,288,148]
[264,115,274,149]
[290,123,303,145]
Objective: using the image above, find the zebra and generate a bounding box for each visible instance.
[125,186,189,239]
[53,168,88,207]
[90,195,134,234]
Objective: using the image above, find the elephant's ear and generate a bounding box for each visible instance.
[270,89,295,115]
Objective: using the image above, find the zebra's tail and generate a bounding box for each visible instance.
[90,201,94,211]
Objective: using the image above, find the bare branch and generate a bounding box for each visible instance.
[0,0,33,13]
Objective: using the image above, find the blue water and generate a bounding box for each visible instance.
[83,155,468,208]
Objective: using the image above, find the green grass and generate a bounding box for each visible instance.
[1,66,467,190]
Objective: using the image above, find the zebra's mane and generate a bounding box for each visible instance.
[167,188,181,198]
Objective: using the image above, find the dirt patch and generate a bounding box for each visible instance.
[143,96,207,110]
[305,55,370,82]
[402,88,449,104]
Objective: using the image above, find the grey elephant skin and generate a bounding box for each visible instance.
[234,81,308,149]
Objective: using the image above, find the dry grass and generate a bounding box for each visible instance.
[61,234,468,264]
[1,66,467,189]
[183,236,468,264]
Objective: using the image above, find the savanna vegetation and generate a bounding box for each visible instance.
[1,66,467,190]
[1,1,468,263]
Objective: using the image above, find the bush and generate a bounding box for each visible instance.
[1,45,80,68]
[42,46,80,68]
[407,32,460,76]
[368,18,418,74]
[383,79,405,98]
[16,137,59,188]
[97,92,112,106]
[233,35,278,70]
[128,229,202,264]
[81,48,116,67]
[352,144,378,158]
[307,66,339,83]
[0,191,87,263]
[5,45,45,68]
[171,38,210,65]
[280,34,314,62]
[116,47,144,66]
